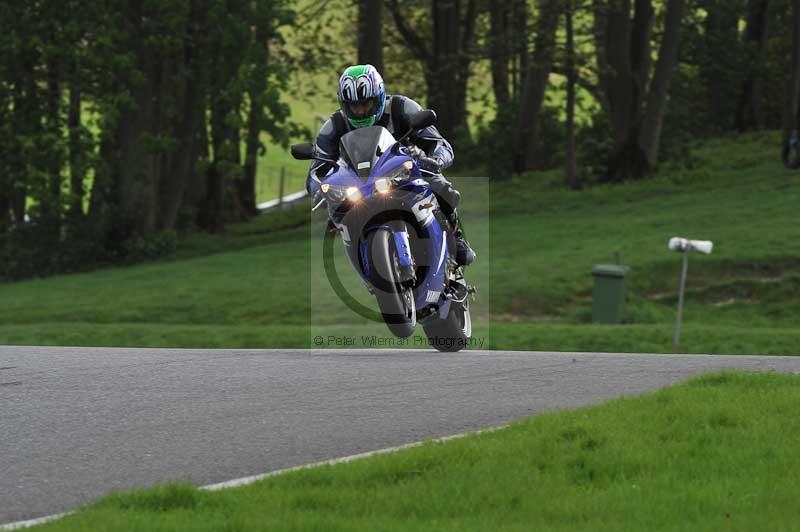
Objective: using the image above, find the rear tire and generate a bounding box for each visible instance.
[368,229,416,338]
[422,300,471,352]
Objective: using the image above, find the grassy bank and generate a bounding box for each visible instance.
[30,371,800,531]
[1,323,797,356]
[1,131,799,354]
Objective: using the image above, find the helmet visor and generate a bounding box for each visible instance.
[344,96,380,120]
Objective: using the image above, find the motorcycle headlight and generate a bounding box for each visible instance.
[345,186,363,202]
[374,178,391,194]
[389,160,414,184]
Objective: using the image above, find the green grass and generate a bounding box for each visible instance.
[29,371,800,531]
[1,130,799,355]
[2,322,797,355]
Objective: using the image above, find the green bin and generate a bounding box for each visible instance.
[591,264,629,324]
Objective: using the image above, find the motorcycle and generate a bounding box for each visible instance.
[291,109,475,352]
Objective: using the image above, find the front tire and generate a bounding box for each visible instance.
[368,229,416,338]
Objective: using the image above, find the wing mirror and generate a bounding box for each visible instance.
[290,143,315,161]
[410,109,437,130]
[396,109,438,145]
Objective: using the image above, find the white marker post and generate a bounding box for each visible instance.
[668,237,713,352]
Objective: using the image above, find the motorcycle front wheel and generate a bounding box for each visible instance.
[367,228,416,338]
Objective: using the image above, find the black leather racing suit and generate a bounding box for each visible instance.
[305,94,462,217]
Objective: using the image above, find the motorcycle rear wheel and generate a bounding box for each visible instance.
[422,300,471,352]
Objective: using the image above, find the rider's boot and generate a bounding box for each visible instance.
[446,209,476,266]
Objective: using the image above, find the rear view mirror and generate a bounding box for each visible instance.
[290,143,315,160]
[410,109,437,130]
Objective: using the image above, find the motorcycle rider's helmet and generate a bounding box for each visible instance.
[337,64,386,129]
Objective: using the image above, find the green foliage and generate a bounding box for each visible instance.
[121,232,178,264]
[468,102,569,176]
[0,0,299,277]
[4,0,800,278]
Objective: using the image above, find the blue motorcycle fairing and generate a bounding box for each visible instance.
[322,146,418,192]
[321,142,449,314]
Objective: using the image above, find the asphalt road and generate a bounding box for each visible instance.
[2,346,800,524]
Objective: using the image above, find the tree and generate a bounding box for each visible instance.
[387,0,480,139]
[699,0,746,133]
[594,0,686,181]
[488,0,530,111]
[488,2,511,108]
[0,0,298,278]
[513,0,562,173]
[356,0,383,71]
[783,0,800,166]
[737,0,771,131]
[242,1,295,217]
[565,0,580,189]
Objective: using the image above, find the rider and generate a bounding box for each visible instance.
[306,64,475,266]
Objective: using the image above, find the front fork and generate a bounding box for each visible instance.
[360,224,416,286]
[392,229,416,284]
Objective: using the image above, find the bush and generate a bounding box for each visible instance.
[0,218,177,282]
[121,231,178,264]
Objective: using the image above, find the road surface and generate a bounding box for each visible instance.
[2,346,799,524]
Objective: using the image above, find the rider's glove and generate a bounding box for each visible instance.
[418,156,444,174]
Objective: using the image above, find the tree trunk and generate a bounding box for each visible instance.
[702,0,743,132]
[387,0,477,139]
[160,1,206,230]
[0,192,9,231]
[117,57,159,236]
[44,58,62,224]
[11,61,38,224]
[736,0,770,131]
[68,77,85,220]
[592,0,612,115]
[240,96,260,217]
[638,0,685,168]
[239,16,272,220]
[88,127,115,227]
[200,100,231,232]
[513,0,561,172]
[601,0,636,145]
[113,4,162,237]
[183,103,210,224]
[597,0,686,181]
[428,0,473,138]
[630,0,654,109]
[356,0,383,71]
[511,0,528,101]
[565,2,580,190]
[784,0,800,141]
[0,75,9,230]
[597,0,653,144]
[489,2,511,107]
[201,78,243,230]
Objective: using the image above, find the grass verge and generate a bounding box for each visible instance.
[29,371,800,531]
[1,131,799,354]
[3,322,798,356]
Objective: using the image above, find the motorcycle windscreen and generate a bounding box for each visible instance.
[339,126,396,179]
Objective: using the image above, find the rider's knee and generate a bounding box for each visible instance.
[425,174,461,213]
